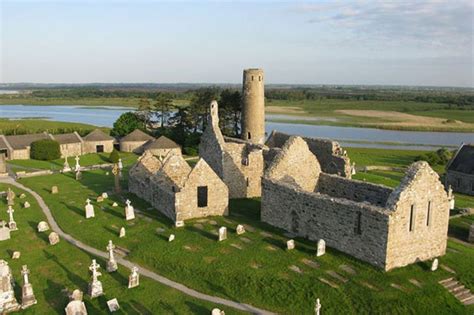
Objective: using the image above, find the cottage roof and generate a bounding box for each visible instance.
[447,144,474,174]
[144,136,180,150]
[4,133,50,150]
[51,132,82,144]
[83,129,114,142]
[121,129,154,142]
[0,137,8,150]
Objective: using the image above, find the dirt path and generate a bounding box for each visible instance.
[0,177,275,315]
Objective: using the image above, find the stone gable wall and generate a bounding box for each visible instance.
[385,163,450,270]
[120,141,148,153]
[59,143,82,158]
[83,140,114,154]
[261,178,390,269]
[316,173,392,207]
[446,170,474,196]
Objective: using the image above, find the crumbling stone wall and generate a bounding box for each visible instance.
[265,131,352,178]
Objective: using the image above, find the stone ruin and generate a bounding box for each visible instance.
[261,136,450,271]
[129,150,228,224]
[65,289,87,315]
[0,260,20,313]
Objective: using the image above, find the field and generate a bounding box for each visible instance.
[0,183,242,314]
[6,146,472,314]
[0,118,107,136]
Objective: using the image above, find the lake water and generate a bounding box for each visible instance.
[1,104,473,150]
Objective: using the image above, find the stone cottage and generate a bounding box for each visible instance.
[445,143,474,196]
[0,133,51,160]
[265,130,352,178]
[199,101,264,198]
[142,136,181,158]
[261,136,450,271]
[119,129,154,153]
[83,129,115,154]
[128,151,228,224]
[50,132,84,157]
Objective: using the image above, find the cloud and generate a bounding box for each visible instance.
[295,0,473,50]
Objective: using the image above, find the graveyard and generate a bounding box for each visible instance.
[5,151,472,314]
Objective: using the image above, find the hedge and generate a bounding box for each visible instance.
[30,139,61,160]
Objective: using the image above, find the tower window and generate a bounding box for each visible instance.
[258,76,261,81]
[426,201,431,226]
[409,205,415,232]
[251,76,254,81]
[354,212,362,235]
[246,177,249,187]
[248,132,251,140]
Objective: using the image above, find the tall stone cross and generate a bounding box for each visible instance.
[75,156,81,171]
[126,199,131,208]
[107,240,115,261]
[89,259,101,282]
[112,164,121,193]
[7,206,15,223]
[21,265,30,284]
[7,188,15,206]
[86,199,91,206]
[314,298,321,315]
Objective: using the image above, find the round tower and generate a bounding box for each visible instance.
[241,68,265,144]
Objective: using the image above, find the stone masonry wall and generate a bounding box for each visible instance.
[384,162,450,270]
[120,141,147,154]
[261,178,390,269]
[83,140,114,154]
[446,170,474,196]
[316,173,393,207]
[59,143,82,158]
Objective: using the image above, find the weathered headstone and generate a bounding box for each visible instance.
[51,186,58,194]
[7,206,17,231]
[106,240,118,272]
[287,239,295,250]
[118,158,123,170]
[65,289,87,315]
[75,170,82,181]
[236,224,245,235]
[6,188,15,206]
[88,259,104,298]
[112,202,118,207]
[19,193,26,199]
[0,222,10,241]
[211,308,225,315]
[316,239,326,257]
[315,298,321,315]
[48,232,60,245]
[124,199,135,221]
[119,227,126,238]
[20,265,37,309]
[11,252,20,259]
[37,221,49,232]
[101,192,108,199]
[62,157,71,173]
[447,186,455,210]
[128,266,139,289]
[168,234,175,242]
[96,196,104,203]
[85,199,94,219]
[218,227,227,241]
[107,298,120,312]
[74,156,81,172]
[0,260,20,312]
[431,258,439,271]
[23,202,30,209]
[175,220,184,228]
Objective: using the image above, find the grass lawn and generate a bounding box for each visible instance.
[17,167,474,314]
[0,183,241,314]
[0,119,106,136]
[7,152,138,173]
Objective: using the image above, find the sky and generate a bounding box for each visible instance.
[1,0,473,87]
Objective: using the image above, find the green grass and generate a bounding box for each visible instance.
[0,119,107,136]
[0,183,243,314]
[17,168,474,314]
[449,215,474,242]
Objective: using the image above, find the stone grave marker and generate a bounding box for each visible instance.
[65,289,87,315]
[124,199,135,221]
[236,224,245,235]
[316,239,326,257]
[51,186,58,194]
[218,227,227,241]
[107,298,120,312]
[20,265,37,309]
[84,199,94,219]
[19,194,26,199]
[0,222,11,241]
[287,239,295,250]
[119,227,126,238]
[96,196,104,203]
[11,252,20,259]
[112,202,118,207]
[7,206,17,231]
[37,221,49,232]
[88,259,104,298]
[48,232,60,245]
[101,192,108,199]
[23,202,30,209]
[128,266,139,289]
[168,234,175,242]
[431,258,439,271]
[106,240,118,272]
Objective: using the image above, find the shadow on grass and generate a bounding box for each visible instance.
[61,203,84,217]
[187,226,217,241]
[185,301,210,314]
[43,251,88,289]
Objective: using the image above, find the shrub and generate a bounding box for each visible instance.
[109,149,120,163]
[30,139,61,160]
[111,112,145,137]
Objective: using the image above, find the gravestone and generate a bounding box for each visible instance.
[447,186,455,210]
[11,252,20,259]
[316,239,326,257]
[20,265,37,309]
[211,308,225,315]
[62,157,71,173]
[431,258,439,271]
[168,234,175,242]
[119,227,126,238]
[7,206,17,231]
[0,260,20,312]
[118,158,123,171]
[74,156,81,172]
[128,266,139,289]
[85,199,94,219]
[75,170,82,181]
[112,202,118,207]
[236,224,245,235]
[37,221,49,232]
[0,222,10,241]
[88,259,104,298]
[96,196,104,203]
[287,239,295,250]
[218,227,227,241]
[124,199,135,221]
[65,289,87,315]
[48,232,60,245]
[107,298,120,312]
[315,298,321,315]
[23,202,30,209]
[6,188,15,206]
[101,192,108,199]
[51,186,58,194]
[175,220,184,228]
[106,240,118,272]
[19,194,26,199]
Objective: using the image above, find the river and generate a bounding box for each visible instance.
[1,105,472,151]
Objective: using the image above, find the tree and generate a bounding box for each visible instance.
[109,149,120,163]
[189,88,220,132]
[154,93,174,128]
[30,139,61,160]
[219,89,242,137]
[111,112,145,137]
[137,97,153,129]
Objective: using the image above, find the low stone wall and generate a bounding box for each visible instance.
[16,170,53,179]
[261,178,390,269]
[316,173,393,207]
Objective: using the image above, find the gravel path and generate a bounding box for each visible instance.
[1,177,275,315]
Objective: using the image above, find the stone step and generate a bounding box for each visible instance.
[438,277,454,285]
[443,281,459,289]
[440,264,456,274]
[318,277,339,289]
[448,284,465,293]
[326,270,348,283]
[454,290,471,299]
[463,295,474,305]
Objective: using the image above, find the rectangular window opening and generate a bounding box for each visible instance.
[354,212,362,235]
[197,186,208,208]
[246,177,249,187]
[247,132,251,140]
[96,145,104,153]
[409,205,415,232]
[426,201,431,226]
